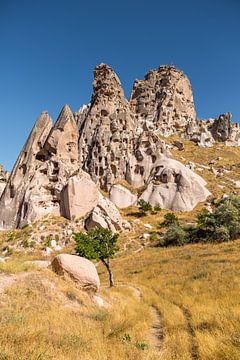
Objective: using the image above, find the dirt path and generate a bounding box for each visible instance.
[150,305,164,351]
[180,306,199,360]
[119,283,164,355]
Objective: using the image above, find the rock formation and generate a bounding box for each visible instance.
[51,254,100,293]
[4,62,234,229]
[185,113,240,147]
[0,105,122,231]
[129,65,196,136]
[139,157,211,211]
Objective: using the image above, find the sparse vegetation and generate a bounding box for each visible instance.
[159,196,240,247]
[138,199,152,215]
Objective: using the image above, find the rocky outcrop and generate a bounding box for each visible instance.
[61,173,99,220]
[210,113,240,145]
[130,65,196,136]
[78,64,136,190]
[139,157,211,211]
[0,111,53,229]
[51,254,100,292]
[185,113,240,147]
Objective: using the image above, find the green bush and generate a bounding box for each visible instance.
[159,196,240,247]
[159,224,189,247]
[138,199,152,214]
[159,213,179,228]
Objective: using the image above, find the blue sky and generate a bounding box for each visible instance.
[0,0,240,170]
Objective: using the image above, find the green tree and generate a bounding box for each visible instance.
[138,199,152,215]
[74,227,119,287]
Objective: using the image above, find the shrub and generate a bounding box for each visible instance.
[138,199,152,214]
[159,224,189,247]
[159,196,240,247]
[159,213,179,228]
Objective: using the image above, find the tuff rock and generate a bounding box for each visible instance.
[3,62,236,229]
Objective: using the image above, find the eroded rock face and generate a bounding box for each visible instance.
[139,158,211,211]
[61,172,99,220]
[0,165,9,198]
[51,254,100,293]
[130,65,196,136]
[0,111,53,229]
[78,64,136,190]
[185,113,240,147]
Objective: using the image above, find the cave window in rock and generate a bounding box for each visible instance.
[19,164,27,175]
[111,164,117,178]
[36,151,46,161]
[99,167,104,176]
[9,184,15,198]
[134,165,144,176]
[23,202,28,218]
[151,155,157,163]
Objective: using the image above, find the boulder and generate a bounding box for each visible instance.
[86,194,123,233]
[110,184,137,208]
[61,173,99,220]
[51,254,100,293]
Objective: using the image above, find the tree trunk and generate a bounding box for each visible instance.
[101,259,114,287]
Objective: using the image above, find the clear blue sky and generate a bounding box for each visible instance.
[0,0,240,170]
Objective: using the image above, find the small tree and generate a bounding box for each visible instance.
[74,227,119,287]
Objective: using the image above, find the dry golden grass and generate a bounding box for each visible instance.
[101,240,240,360]
[1,239,240,359]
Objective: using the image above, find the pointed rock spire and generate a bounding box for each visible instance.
[54,104,76,130]
[92,63,125,102]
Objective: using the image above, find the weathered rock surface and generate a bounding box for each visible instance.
[61,173,99,220]
[185,113,240,147]
[86,194,123,232]
[139,158,211,211]
[3,62,232,229]
[0,165,9,198]
[51,254,100,292]
[110,184,137,208]
[130,65,196,136]
[78,63,136,190]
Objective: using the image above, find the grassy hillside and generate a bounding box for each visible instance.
[1,239,240,359]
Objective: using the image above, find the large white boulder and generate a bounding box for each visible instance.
[139,158,210,211]
[110,184,137,208]
[51,254,100,293]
